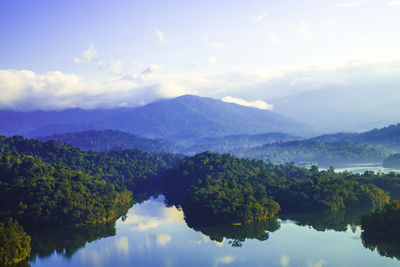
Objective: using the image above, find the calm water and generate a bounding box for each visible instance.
[28,196,400,267]
[327,163,400,174]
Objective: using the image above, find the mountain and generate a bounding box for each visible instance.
[0,95,311,140]
[99,95,310,140]
[38,130,179,153]
[183,132,299,154]
[0,108,126,136]
[312,123,400,151]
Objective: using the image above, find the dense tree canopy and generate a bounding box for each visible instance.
[0,136,181,192]
[164,152,280,224]
[0,153,132,226]
[163,152,391,224]
[0,218,31,265]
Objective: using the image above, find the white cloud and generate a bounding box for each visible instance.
[336,2,361,8]
[155,28,170,44]
[115,237,129,254]
[156,234,171,246]
[213,255,235,267]
[74,45,100,64]
[122,202,185,231]
[0,69,188,110]
[280,255,290,267]
[296,20,313,36]
[270,34,279,44]
[387,0,400,5]
[142,64,164,74]
[2,59,400,114]
[222,96,273,110]
[107,60,123,74]
[74,45,123,74]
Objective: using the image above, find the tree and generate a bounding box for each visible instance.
[0,218,31,265]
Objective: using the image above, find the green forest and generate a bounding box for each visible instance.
[1,136,400,264]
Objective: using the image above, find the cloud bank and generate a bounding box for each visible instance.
[1,60,400,121]
[222,96,273,110]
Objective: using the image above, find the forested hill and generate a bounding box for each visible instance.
[163,152,393,225]
[232,140,392,167]
[312,123,400,150]
[0,95,311,140]
[0,136,181,191]
[34,130,393,167]
[38,130,179,153]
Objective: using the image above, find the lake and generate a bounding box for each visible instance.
[27,196,400,267]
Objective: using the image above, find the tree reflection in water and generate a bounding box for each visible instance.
[362,232,400,261]
[278,208,372,232]
[28,223,116,261]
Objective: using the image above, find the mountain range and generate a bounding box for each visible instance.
[0,95,310,140]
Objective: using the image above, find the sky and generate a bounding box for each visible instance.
[1,0,400,124]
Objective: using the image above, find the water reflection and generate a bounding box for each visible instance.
[186,218,280,247]
[28,223,116,261]
[362,232,400,261]
[278,208,371,232]
[27,196,400,267]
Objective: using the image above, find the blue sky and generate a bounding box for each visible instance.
[1,0,400,115]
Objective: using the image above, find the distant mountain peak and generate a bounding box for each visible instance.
[0,94,312,139]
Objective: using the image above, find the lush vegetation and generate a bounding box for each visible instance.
[234,140,392,167]
[164,152,280,224]
[2,134,400,263]
[0,152,132,226]
[163,152,391,224]
[38,130,178,153]
[0,135,184,227]
[273,174,389,213]
[349,171,400,200]
[0,218,31,265]
[0,136,180,192]
[383,153,400,168]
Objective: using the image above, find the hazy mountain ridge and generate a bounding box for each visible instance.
[182,132,300,154]
[37,130,179,153]
[0,95,311,139]
[312,123,400,151]
[232,140,393,167]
